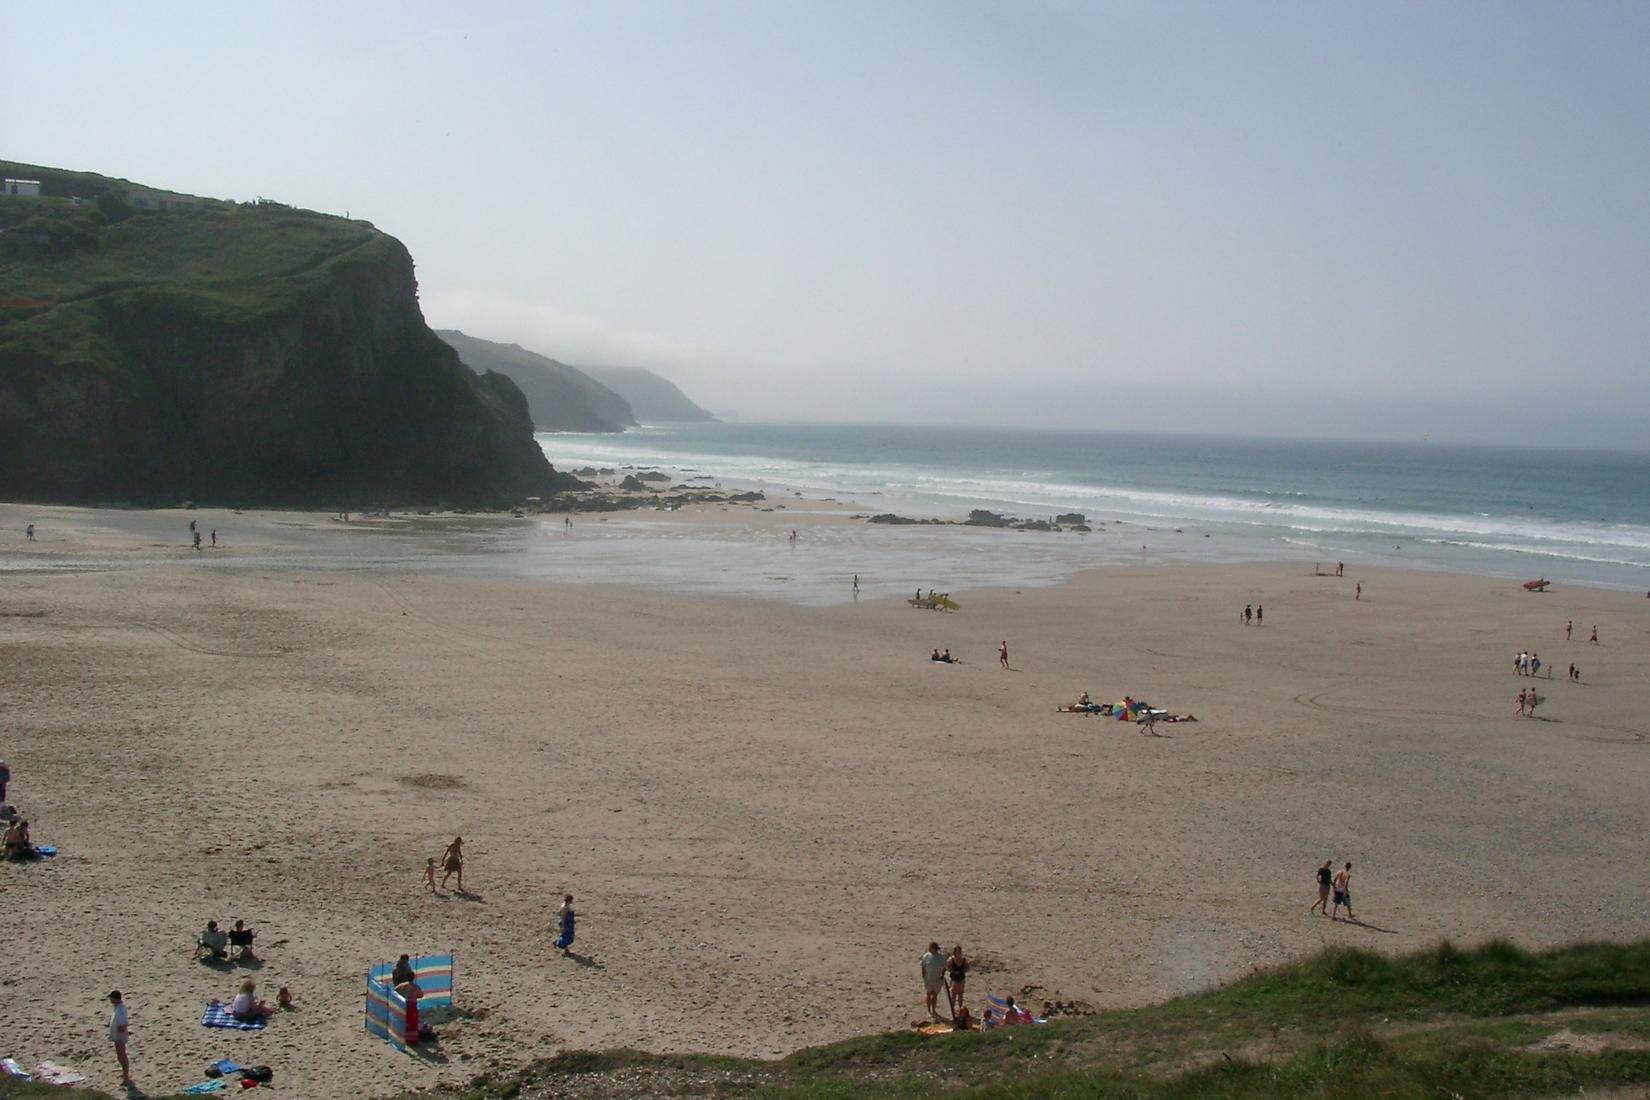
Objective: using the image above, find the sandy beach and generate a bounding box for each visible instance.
[2,501,1648,1098]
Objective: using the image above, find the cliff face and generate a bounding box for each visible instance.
[0,164,573,506]
[434,330,636,433]
[578,365,716,423]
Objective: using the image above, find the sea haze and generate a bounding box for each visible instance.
[539,423,1650,591]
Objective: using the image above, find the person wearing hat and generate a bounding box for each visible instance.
[108,990,131,1085]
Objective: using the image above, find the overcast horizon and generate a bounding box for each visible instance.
[7,1,1648,449]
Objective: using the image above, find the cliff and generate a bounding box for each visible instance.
[0,161,575,506]
[434,330,635,433]
[578,365,717,422]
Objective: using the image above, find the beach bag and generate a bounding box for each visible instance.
[241,1066,273,1083]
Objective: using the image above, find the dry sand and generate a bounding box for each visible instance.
[2,503,1648,1097]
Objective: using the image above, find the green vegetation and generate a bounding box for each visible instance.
[422,939,1650,1099]
[5,940,1647,1100]
[0,160,561,505]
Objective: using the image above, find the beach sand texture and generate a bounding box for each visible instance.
[3,506,1648,1097]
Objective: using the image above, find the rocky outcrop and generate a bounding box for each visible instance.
[0,164,571,506]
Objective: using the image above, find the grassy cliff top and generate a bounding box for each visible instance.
[0,161,384,362]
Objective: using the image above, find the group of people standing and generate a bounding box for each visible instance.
[919,942,970,1024]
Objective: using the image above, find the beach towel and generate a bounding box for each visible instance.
[207,1059,243,1077]
[1,1057,31,1080]
[185,1080,228,1094]
[34,1061,87,1085]
[202,1002,265,1030]
[32,845,55,857]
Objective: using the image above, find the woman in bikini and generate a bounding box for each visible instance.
[441,837,464,892]
[947,945,969,1014]
[1310,858,1332,915]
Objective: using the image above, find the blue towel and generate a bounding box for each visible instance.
[33,845,56,857]
[201,1002,265,1030]
[211,1059,242,1075]
[185,1080,226,1094]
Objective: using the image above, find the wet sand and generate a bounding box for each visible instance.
[2,502,1647,1097]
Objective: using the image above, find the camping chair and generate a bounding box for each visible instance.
[981,993,1011,1029]
[227,925,256,960]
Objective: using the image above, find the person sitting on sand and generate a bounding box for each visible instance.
[1,818,36,861]
[277,986,294,1010]
[1001,995,1022,1025]
[230,979,271,1022]
[200,919,229,960]
[952,1003,974,1030]
[391,954,415,987]
[441,836,464,892]
[228,919,256,959]
[931,648,942,661]
[942,648,955,663]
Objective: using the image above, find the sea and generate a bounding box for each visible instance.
[531,423,1650,603]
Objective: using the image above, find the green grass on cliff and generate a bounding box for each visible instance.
[0,159,379,365]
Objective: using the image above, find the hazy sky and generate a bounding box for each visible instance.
[8,2,1649,446]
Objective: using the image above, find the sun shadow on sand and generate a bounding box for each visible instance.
[452,889,486,904]
[561,950,603,969]
[1337,916,1400,935]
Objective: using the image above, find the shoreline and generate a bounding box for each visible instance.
[6,494,1649,602]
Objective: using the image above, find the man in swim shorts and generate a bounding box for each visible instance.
[920,942,947,1020]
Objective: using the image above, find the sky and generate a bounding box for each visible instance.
[7,1,1649,447]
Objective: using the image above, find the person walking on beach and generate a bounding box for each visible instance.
[554,894,576,954]
[920,942,948,1020]
[1566,620,1573,641]
[1527,690,1540,719]
[1256,604,1264,626]
[440,837,464,892]
[210,529,217,547]
[1310,858,1333,916]
[0,758,9,802]
[1517,687,1527,716]
[1355,582,1361,600]
[1337,561,1344,577]
[108,990,132,1086]
[25,523,34,541]
[1331,863,1354,920]
[1243,604,1252,625]
[192,530,202,551]
[1590,625,1599,645]
[853,574,859,595]
[998,641,1009,669]
[422,858,438,892]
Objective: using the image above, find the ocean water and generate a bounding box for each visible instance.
[538,423,1650,594]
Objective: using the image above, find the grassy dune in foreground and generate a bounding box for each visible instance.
[5,940,1647,1100]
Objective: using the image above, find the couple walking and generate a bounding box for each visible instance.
[920,942,969,1021]
[1309,860,1355,920]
